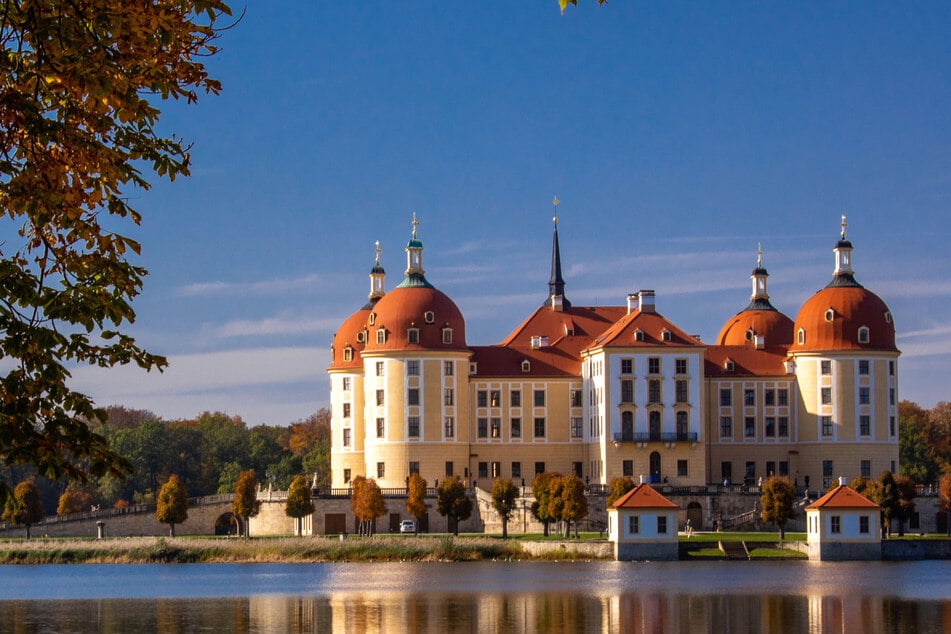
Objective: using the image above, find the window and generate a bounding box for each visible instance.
[859,516,870,534]
[745,461,755,481]
[821,416,833,436]
[491,418,501,438]
[408,417,420,437]
[620,379,634,403]
[534,390,545,407]
[677,459,688,477]
[648,357,660,374]
[408,388,420,406]
[621,359,633,374]
[490,390,501,407]
[860,459,871,479]
[859,360,869,375]
[778,389,789,406]
[779,461,789,477]
[721,462,732,480]
[823,459,834,479]
[571,390,582,407]
[825,308,835,322]
[535,462,545,475]
[477,390,487,407]
[376,389,385,406]
[343,347,353,362]
[889,388,895,405]
[745,417,755,438]
[407,360,419,376]
[571,417,582,438]
[491,462,501,478]
[720,389,732,407]
[376,361,384,376]
[343,403,351,418]
[534,418,546,438]
[407,461,420,475]
[444,417,454,438]
[649,411,661,439]
[444,389,454,406]
[478,462,488,478]
[889,360,895,376]
[765,389,775,406]
[511,418,521,438]
[657,516,668,534]
[628,515,639,535]
[889,416,896,436]
[858,326,869,343]
[342,377,351,391]
[445,461,454,476]
[512,462,521,479]
[821,388,832,405]
[720,417,732,437]
[675,380,688,404]
[424,311,435,324]
[444,361,453,375]
[407,328,419,344]
[648,379,661,404]
[765,417,775,437]
[368,313,376,326]
[521,360,531,373]
[342,428,351,447]
[744,389,755,406]
[830,516,841,534]
[442,328,453,344]
[622,460,633,477]
[661,330,672,342]
[377,462,385,478]
[511,390,521,407]
[634,330,645,341]
[676,411,688,438]
[356,330,366,343]
[376,329,386,344]
[859,387,870,405]
[797,329,805,345]
[675,359,687,375]
[344,468,351,484]
[821,360,832,375]
[859,415,870,436]
[778,417,789,437]
[477,418,487,438]
[376,417,385,437]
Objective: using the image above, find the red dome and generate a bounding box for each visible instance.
[793,285,896,352]
[717,309,794,347]
[329,308,371,371]
[364,285,468,352]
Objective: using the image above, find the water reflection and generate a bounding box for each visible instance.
[1,592,947,633]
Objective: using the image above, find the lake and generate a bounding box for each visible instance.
[0,560,948,632]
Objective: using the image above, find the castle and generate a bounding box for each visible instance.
[328,215,898,494]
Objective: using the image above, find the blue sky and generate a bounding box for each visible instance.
[70,2,951,425]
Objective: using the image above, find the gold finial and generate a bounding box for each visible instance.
[840,214,847,239]
[757,242,763,268]
[411,212,419,239]
[374,240,382,264]
[552,195,560,224]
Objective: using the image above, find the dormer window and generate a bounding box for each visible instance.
[343,346,353,362]
[724,358,735,372]
[356,330,367,344]
[797,329,805,345]
[376,328,387,344]
[745,329,754,341]
[407,328,420,344]
[521,360,531,373]
[661,330,672,342]
[857,326,870,344]
[368,313,376,326]
[424,311,435,324]
[469,362,477,375]
[442,328,453,344]
[884,311,892,324]
[634,329,645,342]
[824,308,835,322]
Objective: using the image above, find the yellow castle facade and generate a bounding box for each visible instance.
[328,216,899,493]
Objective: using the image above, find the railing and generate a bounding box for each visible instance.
[612,431,699,443]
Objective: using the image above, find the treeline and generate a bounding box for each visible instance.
[899,400,951,485]
[0,406,331,517]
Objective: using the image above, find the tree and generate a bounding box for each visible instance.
[557,475,588,538]
[436,475,472,536]
[894,475,917,537]
[491,479,518,538]
[0,1,233,501]
[876,471,901,538]
[405,473,428,535]
[233,470,259,538]
[605,476,635,509]
[899,401,939,484]
[939,471,951,536]
[531,472,559,536]
[2,480,44,539]
[155,474,188,537]
[760,477,795,540]
[285,475,314,537]
[57,482,95,516]
[923,402,951,475]
[350,476,386,536]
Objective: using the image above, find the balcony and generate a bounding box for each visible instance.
[612,431,699,443]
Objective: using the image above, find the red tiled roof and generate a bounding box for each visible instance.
[500,305,627,348]
[806,484,879,510]
[585,309,705,352]
[717,309,794,347]
[611,483,679,509]
[793,285,896,353]
[704,345,791,377]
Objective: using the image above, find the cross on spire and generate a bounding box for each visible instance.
[840,214,848,239]
[412,212,419,239]
[374,240,382,264]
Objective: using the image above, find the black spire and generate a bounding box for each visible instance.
[544,214,571,309]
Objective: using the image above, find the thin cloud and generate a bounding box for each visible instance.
[216,316,342,338]
[177,273,323,298]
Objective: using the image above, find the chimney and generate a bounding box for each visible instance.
[638,290,656,313]
[838,476,847,487]
[627,293,638,314]
[639,474,647,485]
[753,334,765,349]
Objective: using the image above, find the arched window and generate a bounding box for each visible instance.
[621,411,634,439]
[407,328,419,344]
[857,326,870,344]
[676,411,688,439]
[343,346,353,362]
[442,328,453,344]
[649,410,661,440]
[797,329,805,345]
[376,328,386,344]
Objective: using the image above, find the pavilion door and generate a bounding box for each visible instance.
[649,451,661,483]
